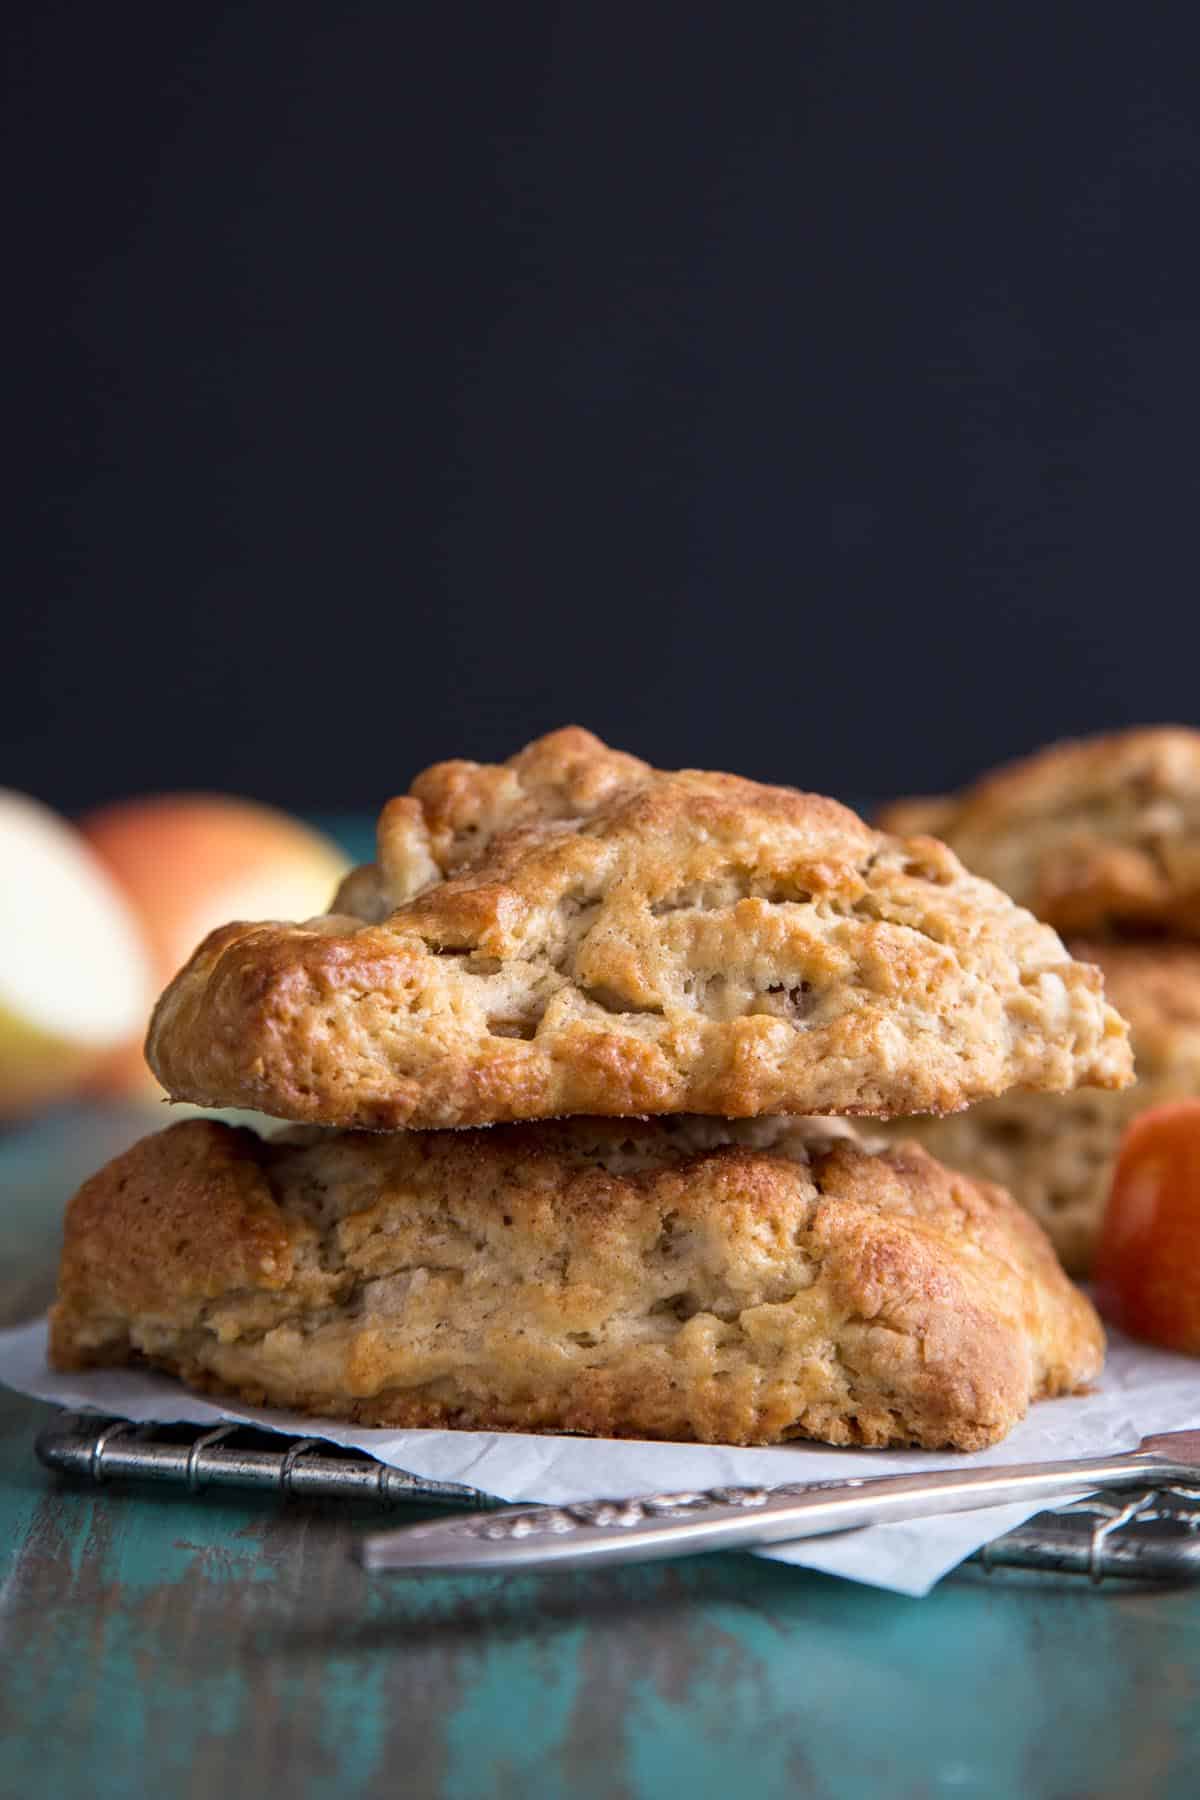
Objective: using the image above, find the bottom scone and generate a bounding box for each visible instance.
[49,1114,1104,1452]
[892,942,1200,1274]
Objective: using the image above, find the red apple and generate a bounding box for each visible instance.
[0,791,155,1118]
[1093,1100,1200,1356]
[80,795,349,1099]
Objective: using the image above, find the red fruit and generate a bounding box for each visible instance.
[1093,1100,1200,1355]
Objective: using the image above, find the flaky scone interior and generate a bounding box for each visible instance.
[51,1114,1104,1452]
[146,728,1131,1130]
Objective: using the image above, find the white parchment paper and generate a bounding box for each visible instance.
[2,1315,1196,1596]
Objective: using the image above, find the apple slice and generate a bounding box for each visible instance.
[0,791,155,1118]
[80,795,350,1099]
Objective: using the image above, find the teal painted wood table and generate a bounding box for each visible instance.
[2,1103,1199,1799]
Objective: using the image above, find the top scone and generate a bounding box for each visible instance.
[879,726,1200,937]
[147,728,1132,1130]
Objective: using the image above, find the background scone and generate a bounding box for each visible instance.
[888,941,1200,1274]
[51,1115,1104,1453]
[146,727,1132,1129]
[870,795,955,839]
[879,726,1200,937]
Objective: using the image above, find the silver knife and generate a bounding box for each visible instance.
[358,1428,1200,1574]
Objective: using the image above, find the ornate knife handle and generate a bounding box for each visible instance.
[462,1479,867,1542]
[358,1440,1199,1575]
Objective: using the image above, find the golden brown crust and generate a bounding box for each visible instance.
[890,941,1200,1273]
[50,1116,1104,1452]
[880,727,1200,936]
[53,1120,296,1318]
[145,728,1132,1129]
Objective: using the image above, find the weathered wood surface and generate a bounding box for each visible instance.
[1,1103,1197,1800]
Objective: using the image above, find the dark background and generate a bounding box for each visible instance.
[6,2,1199,816]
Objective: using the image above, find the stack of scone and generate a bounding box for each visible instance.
[51,729,1134,1451]
[881,727,1200,1274]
